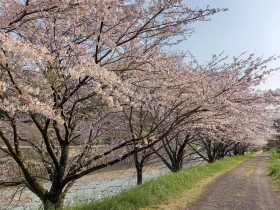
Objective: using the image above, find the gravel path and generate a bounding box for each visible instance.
[187,154,280,210]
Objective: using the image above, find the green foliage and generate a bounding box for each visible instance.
[69,153,254,210]
[268,139,280,152]
[251,146,262,152]
[269,152,280,191]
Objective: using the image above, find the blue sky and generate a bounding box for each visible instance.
[179,0,280,90]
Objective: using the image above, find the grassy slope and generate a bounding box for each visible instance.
[269,152,280,193]
[69,153,256,210]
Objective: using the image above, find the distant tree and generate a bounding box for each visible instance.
[268,118,280,151]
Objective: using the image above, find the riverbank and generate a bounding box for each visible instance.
[70,153,257,210]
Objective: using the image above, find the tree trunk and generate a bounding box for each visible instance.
[208,156,215,163]
[43,192,64,210]
[134,152,143,185]
[136,165,143,185]
[43,200,63,210]
[171,165,181,172]
[171,158,183,172]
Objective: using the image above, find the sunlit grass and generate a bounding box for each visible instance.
[269,151,280,192]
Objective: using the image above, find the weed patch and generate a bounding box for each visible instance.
[269,152,280,192]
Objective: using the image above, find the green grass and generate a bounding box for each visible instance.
[269,151,280,192]
[69,153,255,210]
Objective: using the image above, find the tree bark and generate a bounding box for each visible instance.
[134,153,143,185]
[43,193,64,210]
[136,165,143,185]
[171,159,183,172]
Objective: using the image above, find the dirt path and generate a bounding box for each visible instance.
[186,154,280,210]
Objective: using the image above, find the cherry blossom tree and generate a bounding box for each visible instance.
[0,1,224,209]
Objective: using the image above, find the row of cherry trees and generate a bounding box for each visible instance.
[130,53,279,183]
[0,0,279,209]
